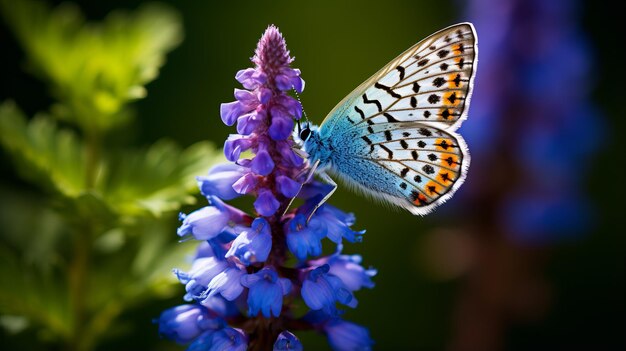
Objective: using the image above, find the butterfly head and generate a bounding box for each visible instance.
[294,119,316,145]
[299,126,311,141]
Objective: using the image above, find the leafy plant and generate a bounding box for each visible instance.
[0,1,221,349]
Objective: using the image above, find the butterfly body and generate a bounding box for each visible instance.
[299,23,478,216]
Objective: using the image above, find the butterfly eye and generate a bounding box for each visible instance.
[299,128,311,141]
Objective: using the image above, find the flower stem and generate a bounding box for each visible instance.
[67,129,101,351]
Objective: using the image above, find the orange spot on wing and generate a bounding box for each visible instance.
[440,153,460,168]
[438,108,452,120]
[438,171,454,184]
[412,193,428,206]
[424,181,444,196]
[444,92,461,106]
[448,73,462,88]
[453,44,463,54]
[435,138,454,151]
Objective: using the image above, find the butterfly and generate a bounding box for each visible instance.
[296,23,477,216]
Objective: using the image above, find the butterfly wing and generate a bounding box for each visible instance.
[320,23,477,214]
[338,122,469,215]
[320,22,477,135]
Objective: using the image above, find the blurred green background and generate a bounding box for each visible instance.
[1,0,623,350]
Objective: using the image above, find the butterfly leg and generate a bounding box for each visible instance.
[281,159,320,216]
[306,171,337,223]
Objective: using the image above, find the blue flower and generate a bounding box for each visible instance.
[325,318,373,351]
[210,327,248,351]
[240,267,292,318]
[301,264,356,314]
[174,256,229,300]
[160,25,375,349]
[177,197,246,241]
[197,163,245,200]
[204,266,245,301]
[225,217,272,265]
[273,331,303,351]
[156,304,222,344]
[187,327,247,351]
[316,204,365,244]
[313,253,376,292]
[286,214,327,261]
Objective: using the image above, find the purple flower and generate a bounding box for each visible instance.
[286,214,327,261]
[225,217,272,265]
[273,331,303,351]
[325,319,373,351]
[301,264,356,314]
[275,175,300,198]
[223,135,253,162]
[240,267,292,318]
[232,172,258,195]
[156,304,222,344]
[160,25,375,350]
[461,0,603,243]
[254,189,280,216]
[250,144,275,176]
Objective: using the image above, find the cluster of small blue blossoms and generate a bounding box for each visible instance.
[157,26,375,351]
[462,0,603,243]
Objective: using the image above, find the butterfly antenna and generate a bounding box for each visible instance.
[293,90,310,127]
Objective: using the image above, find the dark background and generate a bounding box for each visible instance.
[1,0,624,350]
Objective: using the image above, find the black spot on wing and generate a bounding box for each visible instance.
[418,128,432,136]
[384,113,399,122]
[428,94,440,104]
[396,66,405,80]
[374,82,401,99]
[412,82,421,93]
[354,106,365,119]
[433,77,446,87]
[400,140,408,149]
[400,167,409,177]
[384,130,392,141]
[422,165,435,175]
[410,96,417,108]
[379,144,393,159]
[362,93,382,112]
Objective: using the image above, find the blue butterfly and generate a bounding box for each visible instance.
[297,23,478,216]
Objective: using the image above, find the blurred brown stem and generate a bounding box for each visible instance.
[67,130,101,351]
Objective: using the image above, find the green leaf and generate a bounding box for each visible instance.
[100,140,223,218]
[0,0,183,132]
[0,101,87,198]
